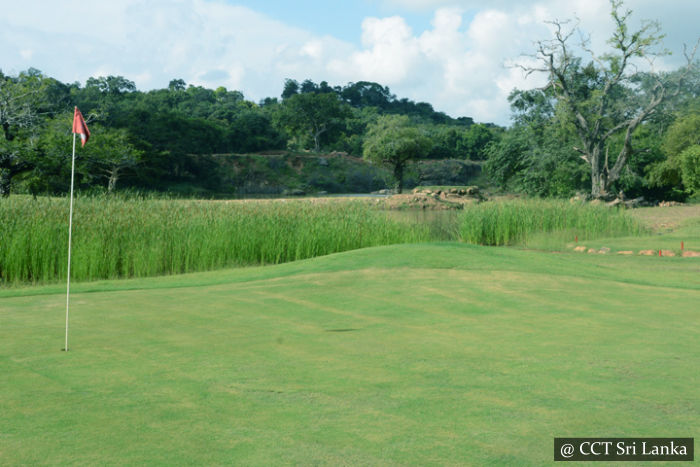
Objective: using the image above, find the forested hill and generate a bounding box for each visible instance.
[0,70,498,196]
[2,53,699,201]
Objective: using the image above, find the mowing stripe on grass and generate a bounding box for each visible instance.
[1,244,698,465]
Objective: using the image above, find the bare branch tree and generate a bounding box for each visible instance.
[519,0,698,198]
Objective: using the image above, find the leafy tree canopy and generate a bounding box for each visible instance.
[516,0,698,198]
[363,114,432,193]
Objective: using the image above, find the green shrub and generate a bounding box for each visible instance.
[679,145,700,194]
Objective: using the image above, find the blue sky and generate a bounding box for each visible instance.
[226,0,474,44]
[229,0,428,43]
[0,0,697,125]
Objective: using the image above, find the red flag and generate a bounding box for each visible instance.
[72,107,90,147]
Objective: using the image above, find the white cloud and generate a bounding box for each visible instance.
[325,6,551,123]
[329,16,424,85]
[0,0,353,100]
[300,40,323,59]
[0,0,696,125]
[330,0,698,124]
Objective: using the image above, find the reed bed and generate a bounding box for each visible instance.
[0,196,430,284]
[1,196,650,285]
[458,199,647,246]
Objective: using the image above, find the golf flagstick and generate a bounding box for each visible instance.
[66,107,90,352]
[65,131,76,351]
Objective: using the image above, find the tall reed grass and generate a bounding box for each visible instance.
[1,195,650,285]
[0,196,430,284]
[458,199,646,246]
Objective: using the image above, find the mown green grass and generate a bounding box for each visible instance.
[1,244,698,465]
[0,196,430,285]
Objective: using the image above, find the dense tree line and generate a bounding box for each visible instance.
[485,72,699,200]
[485,0,699,201]
[0,70,497,196]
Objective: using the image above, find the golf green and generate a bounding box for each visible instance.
[1,243,698,465]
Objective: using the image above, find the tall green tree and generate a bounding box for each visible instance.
[363,115,431,193]
[281,79,300,99]
[80,125,143,192]
[521,0,698,198]
[459,124,497,160]
[0,69,50,196]
[485,86,592,197]
[656,112,700,194]
[679,145,700,194]
[276,92,349,152]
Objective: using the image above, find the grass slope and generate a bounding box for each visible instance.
[1,244,699,465]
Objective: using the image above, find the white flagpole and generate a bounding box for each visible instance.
[65,131,77,352]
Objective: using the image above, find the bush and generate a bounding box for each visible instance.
[679,145,700,194]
